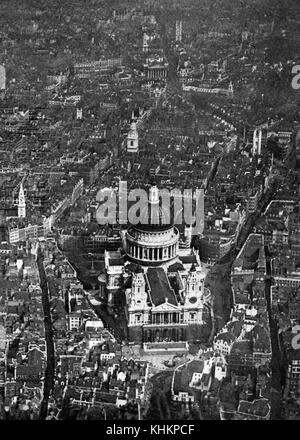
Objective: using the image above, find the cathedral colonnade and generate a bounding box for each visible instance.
[143,327,187,342]
[146,67,167,80]
[126,225,179,265]
[127,242,178,262]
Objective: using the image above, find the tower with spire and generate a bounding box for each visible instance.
[183,264,204,324]
[128,267,150,327]
[18,183,26,218]
[127,121,139,153]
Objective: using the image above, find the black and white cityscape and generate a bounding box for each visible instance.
[0,0,299,422]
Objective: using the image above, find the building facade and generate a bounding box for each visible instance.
[101,186,207,346]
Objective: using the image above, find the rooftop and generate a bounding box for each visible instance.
[147,267,177,307]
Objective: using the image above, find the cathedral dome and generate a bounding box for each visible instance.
[125,186,179,266]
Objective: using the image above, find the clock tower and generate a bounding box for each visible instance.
[184,264,204,324]
[18,183,26,219]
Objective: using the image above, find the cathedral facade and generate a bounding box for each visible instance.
[100,186,209,345]
[126,262,206,344]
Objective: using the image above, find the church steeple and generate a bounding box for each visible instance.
[127,121,139,153]
[18,183,26,218]
[130,268,147,308]
[185,264,203,306]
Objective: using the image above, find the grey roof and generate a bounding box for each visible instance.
[146,267,177,306]
[179,255,197,264]
[108,257,124,266]
[167,262,185,272]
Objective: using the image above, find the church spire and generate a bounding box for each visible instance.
[127,121,139,153]
[18,182,26,218]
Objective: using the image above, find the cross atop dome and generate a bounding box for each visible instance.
[149,185,159,205]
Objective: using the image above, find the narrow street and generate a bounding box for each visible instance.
[205,174,280,338]
[264,246,285,419]
[37,247,55,420]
